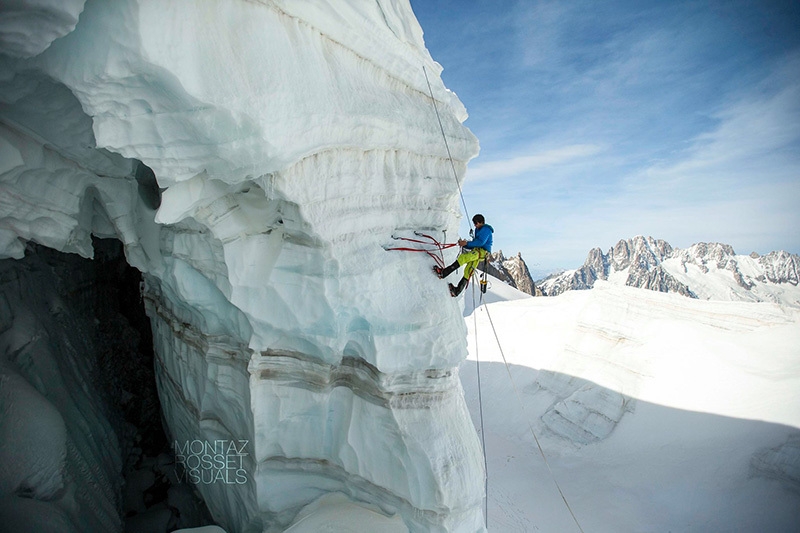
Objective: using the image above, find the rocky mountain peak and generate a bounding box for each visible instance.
[760,250,800,286]
[539,236,800,306]
[678,242,737,269]
[584,236,673,276]
[483,250,538,296]
[583,247,607,277]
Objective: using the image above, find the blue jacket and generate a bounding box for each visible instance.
[464,224,493,253]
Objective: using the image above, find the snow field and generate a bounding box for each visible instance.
[460,282,800,532]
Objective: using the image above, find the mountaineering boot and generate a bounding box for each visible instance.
[448,277,468,297]
[434,260,460,279]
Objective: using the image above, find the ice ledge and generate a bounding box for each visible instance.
[258,459,484,533]
[283,492,408,533]
[0,0,85,58]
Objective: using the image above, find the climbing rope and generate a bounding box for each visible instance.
[471,279,489,529]
[422,65,471,225]
[403,64,584,532]
[387,239,584,530]
[474,288,586,533]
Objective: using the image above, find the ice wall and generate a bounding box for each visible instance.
[0,1,484,531]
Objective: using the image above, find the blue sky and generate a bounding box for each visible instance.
[409,0,800,276]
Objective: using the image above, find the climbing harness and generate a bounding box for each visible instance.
[479,257,489,294]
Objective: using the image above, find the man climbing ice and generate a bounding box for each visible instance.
[434,214,494,297]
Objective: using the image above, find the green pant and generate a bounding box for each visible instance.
[457,248,488,280]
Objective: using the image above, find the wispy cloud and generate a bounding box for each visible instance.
[633,53,800,197]
[467,52,800,271]
[466,143,604,182]
[564,59,797,258]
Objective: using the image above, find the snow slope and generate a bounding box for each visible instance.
[464,272,532,313]
[460,281,800,531]
[662,249,800,306]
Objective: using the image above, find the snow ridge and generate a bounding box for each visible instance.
[539,236,800,307]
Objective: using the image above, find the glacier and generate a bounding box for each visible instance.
[0,1,486,532]
[462,280,800,531]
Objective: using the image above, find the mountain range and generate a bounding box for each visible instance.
[535,236,800,307]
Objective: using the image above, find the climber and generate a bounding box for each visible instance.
[434,214,494,297]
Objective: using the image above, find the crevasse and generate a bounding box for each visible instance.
[0,0,485,531]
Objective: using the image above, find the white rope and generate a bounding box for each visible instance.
[470,279,489,528]
[422,65,471,224]
[478,296,586,533]
[424,61,583,529]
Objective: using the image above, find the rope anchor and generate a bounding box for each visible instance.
[385,232,458,268]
